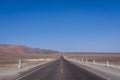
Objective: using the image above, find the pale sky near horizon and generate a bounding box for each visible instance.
[0,0,120,52]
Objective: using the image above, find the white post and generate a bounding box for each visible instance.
[93,60,96,64]
[81,58,83,62]
[106,61,109,67]
[86,59,88,63]
[18,59,21,68]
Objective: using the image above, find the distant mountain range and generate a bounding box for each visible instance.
[0,44,59,54]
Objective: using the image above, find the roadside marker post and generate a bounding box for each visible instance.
[18,59,21,68]
[86,59,88,63]
[81,59,83,62]
[106,61,110,67]
[93,60,96,64]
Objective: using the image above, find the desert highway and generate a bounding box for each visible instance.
[16,56,106,80]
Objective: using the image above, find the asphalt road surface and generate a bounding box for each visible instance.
[16,56,106,80]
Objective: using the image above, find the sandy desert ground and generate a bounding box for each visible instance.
[0,53,60,68]
[63,53,120,66]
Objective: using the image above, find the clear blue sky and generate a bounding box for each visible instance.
[0,0,120,52]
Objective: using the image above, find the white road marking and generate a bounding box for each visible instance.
[69,60,111,80]
[16,62,51,80]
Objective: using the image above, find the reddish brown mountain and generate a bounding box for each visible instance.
[0,44,59,54]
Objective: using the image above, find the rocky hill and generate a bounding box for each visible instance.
[0,44,59,54]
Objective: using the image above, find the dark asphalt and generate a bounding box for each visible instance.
[16,56,106,80]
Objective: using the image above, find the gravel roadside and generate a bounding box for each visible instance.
[67,59,120,80]
[0,61,51,80]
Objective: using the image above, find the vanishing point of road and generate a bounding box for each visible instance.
[16,56,107,80]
